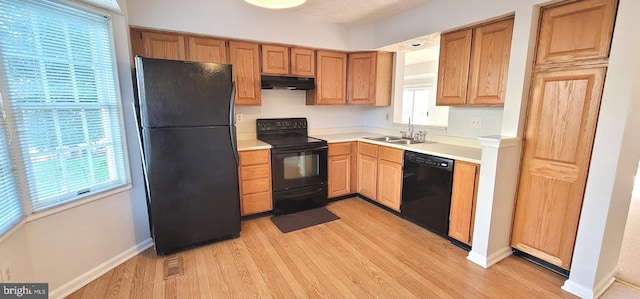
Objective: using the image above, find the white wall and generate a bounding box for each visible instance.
[236,90,370,138]
[0,226,34,283]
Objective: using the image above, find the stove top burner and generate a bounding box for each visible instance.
[256,118,326,149]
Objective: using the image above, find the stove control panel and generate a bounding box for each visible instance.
[257,118,308,132]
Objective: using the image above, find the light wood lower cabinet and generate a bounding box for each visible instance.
[448,161,480,245]
[328,142,355,198]
[377,146,403,212]
[357,142,378,200]
[238,149,272,216]
[357,142,403,211]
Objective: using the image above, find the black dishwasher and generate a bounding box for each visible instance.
[401,151,454,237]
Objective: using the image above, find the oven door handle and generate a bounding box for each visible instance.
[272,145,328,154]
[279,186,325,199]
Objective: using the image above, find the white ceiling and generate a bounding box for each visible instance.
[281,0,431,25]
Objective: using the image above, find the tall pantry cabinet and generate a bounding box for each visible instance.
[510,0,618,271]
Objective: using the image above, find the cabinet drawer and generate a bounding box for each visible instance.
[378,146,403,164]
[329,142,352,156]
[242,191,272,216]
[239,149,270,166]
[241,164,270,180]
[359,142,378,157]
[241,177,271,194]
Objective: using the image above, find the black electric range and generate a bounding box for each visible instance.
[256,118,328,215]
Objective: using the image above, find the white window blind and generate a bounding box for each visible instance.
[0,108,23,235]
[0,0,129,212]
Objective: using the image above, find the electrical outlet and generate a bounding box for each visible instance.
[1,262,11,282]
[236,114,243,123]
[470,117,482,129]
[385,113,390,121]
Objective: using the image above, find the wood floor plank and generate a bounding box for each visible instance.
[65,198,577,298]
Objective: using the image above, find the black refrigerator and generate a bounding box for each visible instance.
[134,56,241,255]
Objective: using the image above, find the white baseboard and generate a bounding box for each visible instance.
[562,267,618,299]
[49,238,153,299]
[467,246,513,268]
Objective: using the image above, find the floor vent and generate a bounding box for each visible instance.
[164,256,184,280]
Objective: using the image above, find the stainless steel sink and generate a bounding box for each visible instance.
[363,136,403,142]
[363,136,436,145]
[388,139,426,145]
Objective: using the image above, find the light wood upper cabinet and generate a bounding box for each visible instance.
[261,45,316,77]
[261,44,289,75]
[290,48,315,77]
[468,18,514,105]
[436,17,514,106]
[230,41,262,106]
[449,161,479,245]
[328,142,353,198]
[238,149,272,216]
[131,29,186,61]
[347,52,394,106]
[187,37,228,64]
[307,50,347,105]
[436,29,472,106]
[536,0,617,65]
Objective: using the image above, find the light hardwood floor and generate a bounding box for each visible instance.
[67,198,577,298]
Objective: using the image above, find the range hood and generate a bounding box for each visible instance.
[261,75,315,90]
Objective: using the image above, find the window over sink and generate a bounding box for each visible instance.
[392,37,449,127]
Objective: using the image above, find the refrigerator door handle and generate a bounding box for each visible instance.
[230,81,236,125]
[229,81,239,167]
[230,126,239,167]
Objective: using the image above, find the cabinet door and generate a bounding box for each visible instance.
[511,68,606,270]
[449,161,479,245]
[536,0,617,65]
[291,48,315,77]
[187,37,228,64]
[328,154,351,198]
[261,44,289,75]
[347,52,376,105]
[467,18,513,106]
[357,154,377,200]
[136,31,186,60]
[312,51,347,105]
[436,29,472,106]
[377,160,402,212]
[229,41,261,106]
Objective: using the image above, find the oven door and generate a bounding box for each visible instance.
[271,145,328,191]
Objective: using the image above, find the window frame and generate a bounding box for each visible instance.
[0,0,132,237]
[392,51,448,129]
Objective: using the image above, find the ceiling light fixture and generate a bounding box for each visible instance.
[244,0,307,9]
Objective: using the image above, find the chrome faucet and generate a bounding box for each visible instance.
[401,117,416,139]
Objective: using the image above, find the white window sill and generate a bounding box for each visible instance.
[26,184,133,222]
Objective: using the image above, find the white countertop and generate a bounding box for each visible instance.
[312,132,482,164]
[237,139,271,151]
[237,132,482,164]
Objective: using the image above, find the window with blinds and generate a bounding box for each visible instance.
[0,0,129,218]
